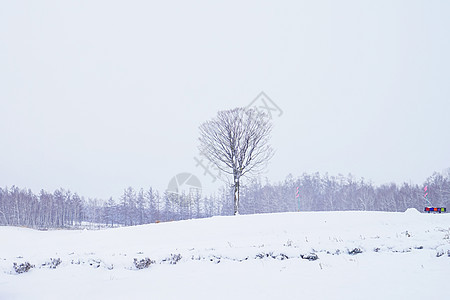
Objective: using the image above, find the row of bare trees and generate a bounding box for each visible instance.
[1,171,449,228]
[0,186,228,229]
[0,187,83,228]
[239,171,450,214]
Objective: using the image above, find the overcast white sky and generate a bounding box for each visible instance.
[1,0,449,199]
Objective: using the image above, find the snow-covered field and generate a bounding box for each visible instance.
[1,209,449,300]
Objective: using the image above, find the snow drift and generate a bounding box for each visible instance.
[1,210,449,299]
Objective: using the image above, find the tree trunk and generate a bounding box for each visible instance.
[234,177,240,215]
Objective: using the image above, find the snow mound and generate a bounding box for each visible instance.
[404,208,421,215]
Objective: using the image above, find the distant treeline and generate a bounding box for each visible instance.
[1,171,449,229]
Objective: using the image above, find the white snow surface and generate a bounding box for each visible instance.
[1,210,450,300]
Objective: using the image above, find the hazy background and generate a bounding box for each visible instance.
[1,0,449,199]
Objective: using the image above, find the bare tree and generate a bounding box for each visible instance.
[198,107,274,215]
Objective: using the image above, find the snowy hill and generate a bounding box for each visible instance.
[1,210,450,300]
